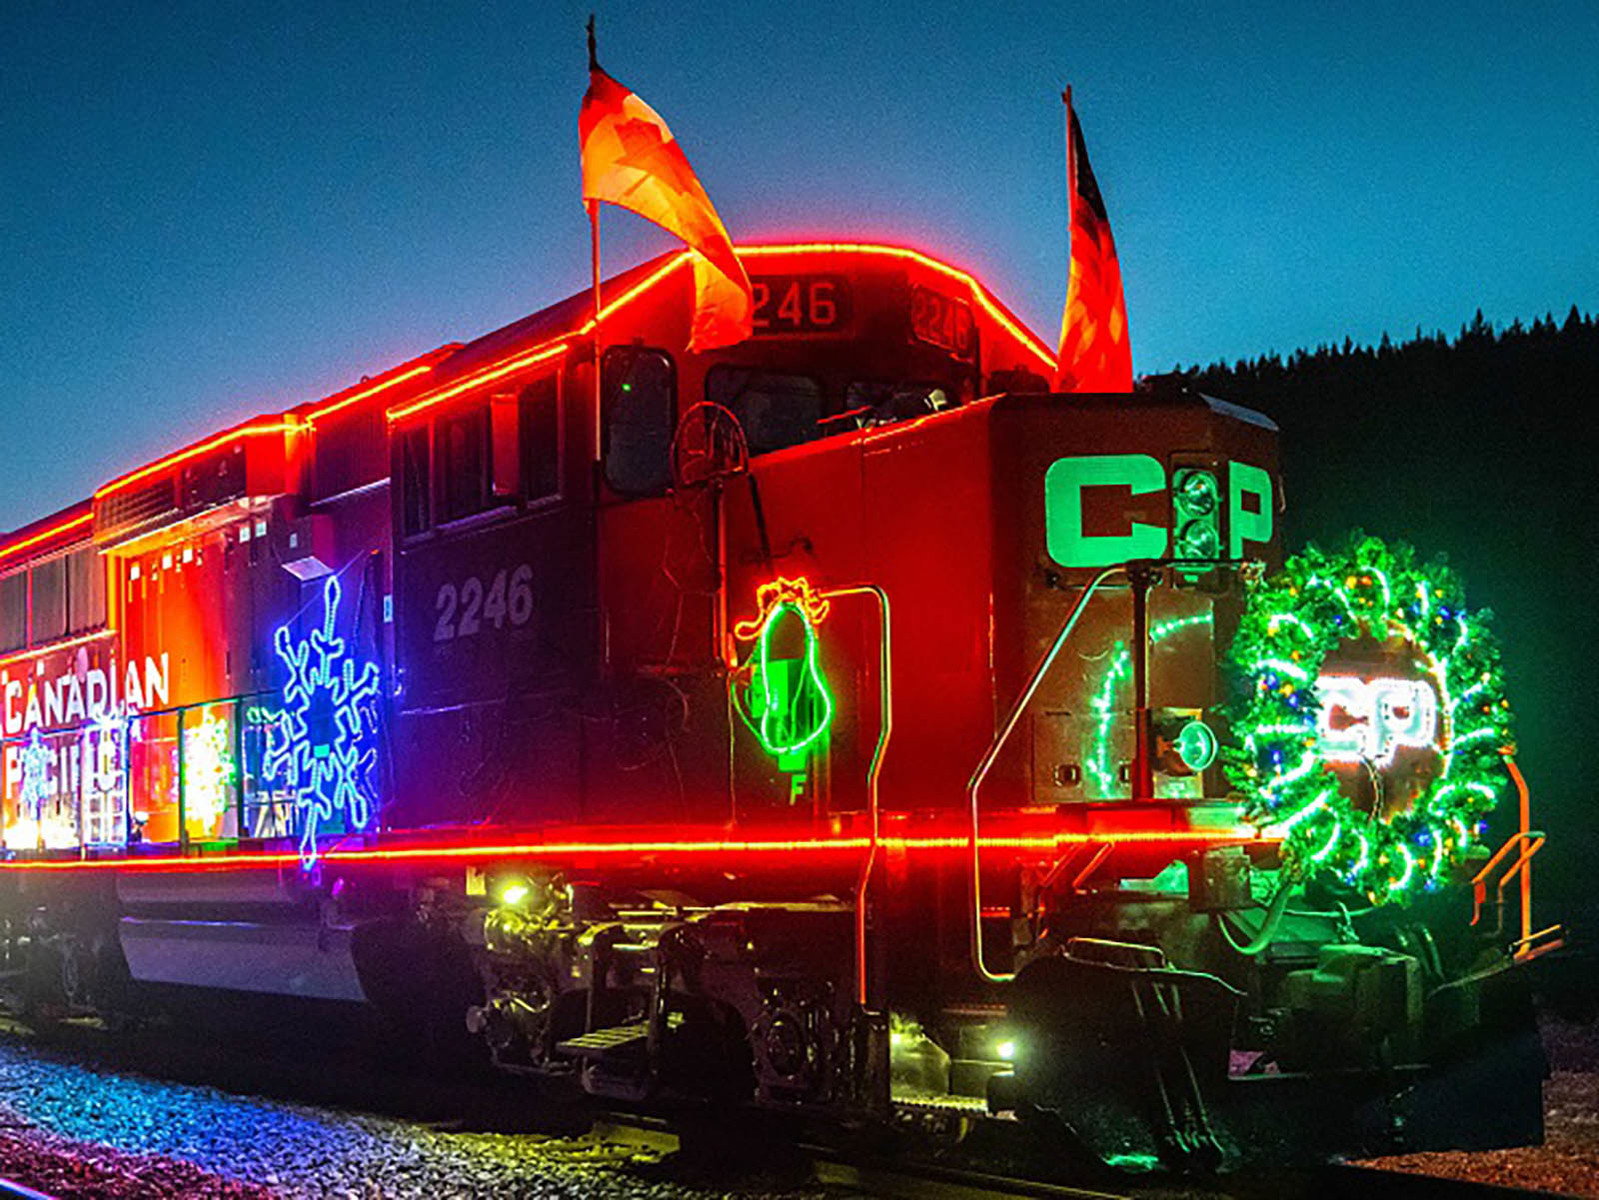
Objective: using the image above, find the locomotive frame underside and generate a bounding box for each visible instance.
[0,243,1559,1172]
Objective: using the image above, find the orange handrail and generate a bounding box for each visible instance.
[1469,753,1563,962]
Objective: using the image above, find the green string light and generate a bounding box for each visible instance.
[1086,612,1214,798]
[746,601,835,759]
[1225,534,1514,903]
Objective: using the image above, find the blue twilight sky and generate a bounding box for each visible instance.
[3,1,1596,532]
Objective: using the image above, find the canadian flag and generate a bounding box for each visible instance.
[580,67,753,351]
[1053,95,1133,392]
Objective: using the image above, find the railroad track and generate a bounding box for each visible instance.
[0,1008,1574,1199]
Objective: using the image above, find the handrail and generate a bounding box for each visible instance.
[1471,753,1563,962]
[968,565,1122,983]
[1471,831,1545,930]
[820,584,892,1009]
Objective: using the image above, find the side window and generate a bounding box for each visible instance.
[519,376,561,503]
[440,406,490,523]
[30,556,67,644]
[66,547,106,634]
[603,347,674,497]
[705,367,822,455]
[0,572,24,652]
[400,426,431,537]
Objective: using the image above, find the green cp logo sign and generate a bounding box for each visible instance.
[1043,454,1273,568]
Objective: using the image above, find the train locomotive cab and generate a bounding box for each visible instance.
[0,242,1553,1173]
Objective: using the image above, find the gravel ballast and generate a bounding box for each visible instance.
[0,1035,817,1199]
[6,1015,1599,1198]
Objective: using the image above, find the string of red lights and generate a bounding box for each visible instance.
[0,826,1268,874]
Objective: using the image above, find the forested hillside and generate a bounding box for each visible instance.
[1182,308,1598,911]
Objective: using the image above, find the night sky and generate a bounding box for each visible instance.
[3,1,1597,531]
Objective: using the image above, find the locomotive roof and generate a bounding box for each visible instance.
[0,241,1049,561]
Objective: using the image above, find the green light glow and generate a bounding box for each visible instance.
[1267,612,1316,639]
[1263,751,1319,794]
[1268,788,1333,833]
[1349,831,1370,877]
[1260,657,1310,683]
[1367,566,1392,608]
[1172,468,1222,568]
[1225,534,1513,904]
[1428,829,1448,883]
[1174,469,1219,515]
[745,601,835,759]
[1387,843,1416,892]
[1086,612,1213,798]
[1175,719,1219,772]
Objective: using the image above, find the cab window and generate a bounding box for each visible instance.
[440,405,491,522]
[705,367,822,455]
[845,380,955,424]
[519,376,561,503]
[400,426,430,537]
[603,347,674,496]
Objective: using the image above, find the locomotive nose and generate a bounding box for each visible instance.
[981,388,1279,812]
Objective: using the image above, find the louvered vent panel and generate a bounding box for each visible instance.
[95,478,178,540]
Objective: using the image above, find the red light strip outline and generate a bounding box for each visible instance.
[0,512,93,566]
[302,360,439,423]
[92,352,451,502]
[95,419,303,499]
[0,828,1268,873]
[0,628,116,671]
[385,242,1056,425]
[386,254,692,424]
[737,243,1057,371]
[386,340,579,423]
[65,242,1054,516]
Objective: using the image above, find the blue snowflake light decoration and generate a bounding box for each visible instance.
[264,575,381,867]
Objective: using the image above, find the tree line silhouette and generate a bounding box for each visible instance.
[1178,307,1599,915]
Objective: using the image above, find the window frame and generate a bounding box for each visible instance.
[704,365,825,457]
[517,373,564,509]
[601,345,677,499]
[397,423,433,541]
[438,403,493,526]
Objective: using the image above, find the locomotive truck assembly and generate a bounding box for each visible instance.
[0,242,1558,1171]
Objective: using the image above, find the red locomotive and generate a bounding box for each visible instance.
[0,241,1554,1169]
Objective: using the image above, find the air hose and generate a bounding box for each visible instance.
[1217,877,1296,957]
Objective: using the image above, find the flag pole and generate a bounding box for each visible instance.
[1057,85,1074,391]
[587,16,604,460]
[1062,85,1074,232]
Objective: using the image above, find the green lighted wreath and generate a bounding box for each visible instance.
[1225,534,1513,902]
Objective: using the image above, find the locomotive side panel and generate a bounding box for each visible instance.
[389,364,595,830]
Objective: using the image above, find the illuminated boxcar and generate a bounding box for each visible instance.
[0,242,1551,1169]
